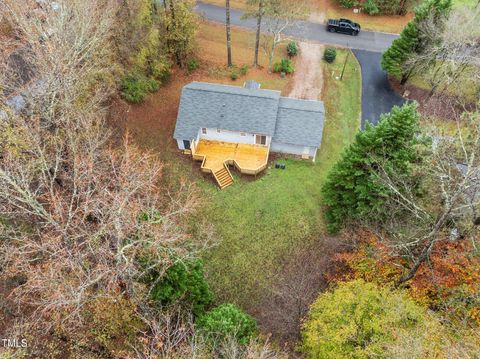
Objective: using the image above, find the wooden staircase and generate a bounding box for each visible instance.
[213,165,234,189]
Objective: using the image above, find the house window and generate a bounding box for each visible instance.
[255,135,267,145]
[183,140,191,150]
[217,129,221,133]
[202,128,207,134]
[240,132,246,136]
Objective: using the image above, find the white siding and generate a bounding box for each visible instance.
[177,139,186,150]
[199,128,271,146]
[270,141,317,159]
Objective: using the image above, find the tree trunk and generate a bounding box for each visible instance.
[398,0,408,15]
[395,238,435,287]
[168,0,183,67]
[268,40,276,72]
[253,0,264,67]
[162,0,167,11]
[169,0,176,20]
[400,68,413,85]
[226,0,232,67]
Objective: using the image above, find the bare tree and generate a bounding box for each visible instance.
[369,107,480,286]
[405,6,480,100]
[260,0,308,71]
[0,0,207,336]
[134,308,287,358]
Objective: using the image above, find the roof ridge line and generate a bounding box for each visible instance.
[278,107,324,114]
[280,96,324,103]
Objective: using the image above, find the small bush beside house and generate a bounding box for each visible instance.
[273,58,295,74]
[187,58,200,73]
[323,48,337,63]
[240,64,249,76]
[230,66,240,80]
[287,41,299,57]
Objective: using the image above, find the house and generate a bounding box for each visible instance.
[173,81,325,188]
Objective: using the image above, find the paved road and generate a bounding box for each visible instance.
[195,1,405,125]
[195,1,398,53]
[352,50,405,128]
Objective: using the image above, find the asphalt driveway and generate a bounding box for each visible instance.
[195,1,405,126]
[352,50,405,128]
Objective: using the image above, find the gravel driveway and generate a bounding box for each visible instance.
[288,42,324,100]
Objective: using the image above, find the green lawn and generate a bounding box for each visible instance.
[197,49,362,308]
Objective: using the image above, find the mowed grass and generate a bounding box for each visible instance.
[200,49,361,308]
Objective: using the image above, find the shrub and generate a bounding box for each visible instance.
[302,280,444,358]
[363,0,380,15]
[187,58,200,73]
[197,303,257,345]
[323,48,337,63]
[286,41,299,57]
[240,64,249,76]
[230,66,239,80]
[141,259,213,316]
[337,0,356,8]
[272,58,294,74]
[120,73,159,104]
[86,296,144,353]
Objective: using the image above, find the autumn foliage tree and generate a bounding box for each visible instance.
[302,280,446,358]
[161,0,198,67]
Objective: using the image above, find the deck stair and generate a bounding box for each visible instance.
[213,165,234,189]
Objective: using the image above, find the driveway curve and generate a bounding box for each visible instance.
[195,1,405,126]
[352,50,405,128]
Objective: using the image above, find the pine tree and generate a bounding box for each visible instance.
[381,0,452,84]
[321,103,421,233]
[244,0,266,67]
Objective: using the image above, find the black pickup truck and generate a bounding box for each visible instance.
[327,18,361,36]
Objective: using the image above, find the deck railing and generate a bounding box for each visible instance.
[190,140,270,176]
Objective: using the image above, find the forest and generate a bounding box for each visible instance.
[0,0,479,358]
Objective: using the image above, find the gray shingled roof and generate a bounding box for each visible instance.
[273,97,325,147]
[173,82,280,140]
[174,82,325,148]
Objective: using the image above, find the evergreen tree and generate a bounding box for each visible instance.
[141,258,213,316]
[381,0,452,84]
[321,103,422,233]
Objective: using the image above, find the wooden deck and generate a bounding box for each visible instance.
[194,139,269,173]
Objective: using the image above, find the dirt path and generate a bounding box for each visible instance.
[288,42,324,100]
[308,0,327,23]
